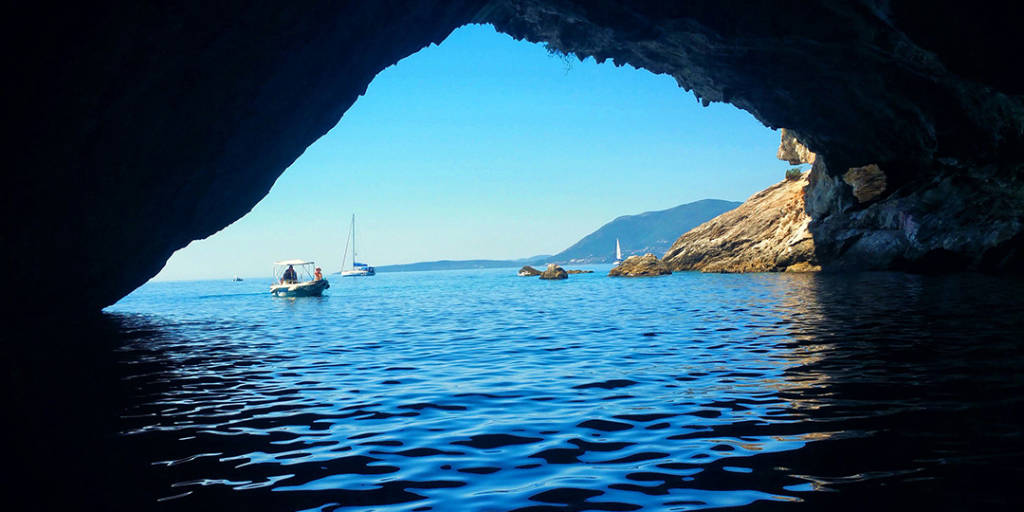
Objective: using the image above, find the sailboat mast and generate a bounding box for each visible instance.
[340,219,351,272]
[351,214,356,268]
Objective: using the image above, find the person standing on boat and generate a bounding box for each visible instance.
[314,267,323,281]
[282,264,298,284]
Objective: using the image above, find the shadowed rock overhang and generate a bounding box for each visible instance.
[4,1,1023,313]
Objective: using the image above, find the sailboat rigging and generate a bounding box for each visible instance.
[339,214,375,277]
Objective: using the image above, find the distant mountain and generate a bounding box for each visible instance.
[548,199,741,264]
[375,199,739,272]
[376,256,551,273]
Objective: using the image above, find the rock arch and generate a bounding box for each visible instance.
[6,1,1023,312]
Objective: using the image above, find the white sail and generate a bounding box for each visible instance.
[339,215,352,273]
[340,214,375,276]
[616,239,622,260]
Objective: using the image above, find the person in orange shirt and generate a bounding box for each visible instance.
[314,267,323,281]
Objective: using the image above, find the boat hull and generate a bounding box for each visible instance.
[270,279,329,297]
[341,269,375,277]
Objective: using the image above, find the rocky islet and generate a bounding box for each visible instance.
[539,264,569,280]
[517,265,542,276]
[608,254,672,277]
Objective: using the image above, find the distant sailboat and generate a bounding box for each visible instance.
[339,214,375,277]
[613,238,623,265]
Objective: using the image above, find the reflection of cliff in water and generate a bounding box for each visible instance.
[763,273,1024,509]
[7,273,1024,511]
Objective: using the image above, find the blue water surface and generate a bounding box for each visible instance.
[88,268,1024,510]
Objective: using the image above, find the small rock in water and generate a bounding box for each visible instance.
[517,265,542,276]
[609,254,672,277]
[539,264,568,280]
[566,269,594,274]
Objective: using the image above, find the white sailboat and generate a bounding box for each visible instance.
[613,238,623,265]
[339,214,375,277]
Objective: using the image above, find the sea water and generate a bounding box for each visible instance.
[13,268,1024,510]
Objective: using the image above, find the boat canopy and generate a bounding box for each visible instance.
[274,259,315,266]
[353,262,368,267]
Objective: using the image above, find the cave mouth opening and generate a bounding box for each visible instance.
[10,2,1024,315]
[147,23,790,285]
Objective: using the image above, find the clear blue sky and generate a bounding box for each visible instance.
[154,24,789,281]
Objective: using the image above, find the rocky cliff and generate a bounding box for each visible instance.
[667,130,1024,273]
[663,172,818,273]
[6,1,1024,313]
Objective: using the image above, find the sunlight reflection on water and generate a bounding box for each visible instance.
[83,269,1024,510]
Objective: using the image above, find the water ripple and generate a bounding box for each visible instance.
[23,269,1023,510]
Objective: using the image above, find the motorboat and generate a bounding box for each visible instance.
[339,214,375,277]
[232,275,243,282]
[270,260,329,297]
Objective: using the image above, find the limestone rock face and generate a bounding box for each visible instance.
[662,174,819,273]
[608,254,672,277]
[843,164,887,203]
[517,265,542,276]
[667,131,1024,273]
[539,264,568,280]
[777,129,816,165]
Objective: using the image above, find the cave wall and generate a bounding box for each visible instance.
[4,1,490,312]
[804,158,1024,272]
[4,1,1023,313]
[484,1,1024,171]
